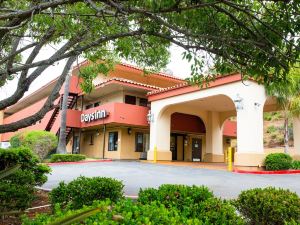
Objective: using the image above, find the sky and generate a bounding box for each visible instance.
[0,44,192,101]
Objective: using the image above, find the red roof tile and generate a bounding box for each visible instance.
[94,77,162,90]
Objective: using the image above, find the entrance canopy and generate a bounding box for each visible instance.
[146,74,299,167]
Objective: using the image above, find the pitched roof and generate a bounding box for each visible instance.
[93,77,162,91]
[73,60,184,82]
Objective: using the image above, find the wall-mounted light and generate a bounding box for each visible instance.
[254,102,261,110]
[147,110,154,124]
[96,129,100,136]
[127,128,132,135]
[234,94,244,111]
[184,136,188,146]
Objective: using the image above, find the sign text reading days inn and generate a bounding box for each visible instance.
[81,110,108,123]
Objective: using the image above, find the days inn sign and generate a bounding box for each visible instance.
[81,110,109,123]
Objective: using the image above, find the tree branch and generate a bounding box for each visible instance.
[0,56,77,133]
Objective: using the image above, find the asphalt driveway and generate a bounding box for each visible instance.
[43,161,300,199]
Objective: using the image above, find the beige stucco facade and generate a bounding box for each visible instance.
[147,79,289,167]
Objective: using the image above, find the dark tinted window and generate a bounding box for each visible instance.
[85,104,93,109]
[125,95,136,105]
[108,132,118,151]
[139,98,148,107]
[135,132,144,152]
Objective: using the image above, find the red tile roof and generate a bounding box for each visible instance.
[72,60,184,82]
[94,77,162,91]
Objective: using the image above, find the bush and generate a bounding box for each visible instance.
[23,198,244,225]
[235,187,300,225]
[0,147,51,212]
[292,161,300,170]
[10,131,58,160]
[49,176,124,209]
[138,184,213,216]
[265,153,293,170]
[266,125,277,133]
[50,154,86,162]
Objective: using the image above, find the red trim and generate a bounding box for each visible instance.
[46,159,112,165]
[233,169,300,174]
[148,73,242,102]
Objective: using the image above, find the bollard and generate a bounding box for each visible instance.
[227,147,232,171]
[154,146,157,163]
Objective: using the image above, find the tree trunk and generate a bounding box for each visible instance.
[56,73,71,154]
[284,117,289,154]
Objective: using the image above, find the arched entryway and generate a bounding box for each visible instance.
[170,113,206,161]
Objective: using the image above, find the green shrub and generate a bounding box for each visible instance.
[10,130,58,160]
[265,153,293,170]
[291,161,300,170]
[23,198,244,225]
[50,154,86,162]
[138,184,243,223]
[0,147,51,212]
[49,176,124,209]
[267,125,277,133]
[138,184,213,217]
[235,187,300,225]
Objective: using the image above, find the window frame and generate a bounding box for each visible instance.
[108,132,118,151]
[135,132,144,152]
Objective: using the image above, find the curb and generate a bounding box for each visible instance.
[46,159,113,166]
[233,169,300,174]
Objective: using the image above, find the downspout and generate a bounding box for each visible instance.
[102,124,106,159]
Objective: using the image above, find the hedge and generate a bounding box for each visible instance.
[49,176,124,209]
[292,161,300,170]
[264,153,293,171]
[23,198,245,225]
[138,184,214,217]
[10,130,58,160]
[234,187,300,225]
[50,154,86,163]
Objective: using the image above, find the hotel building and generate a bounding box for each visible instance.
[1,61,299,167]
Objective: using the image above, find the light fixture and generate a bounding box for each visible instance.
[184,136,188,146]
[96,129,100,136]
[147,110,154,124]
[254,102,261,109]
[127,128,132,135]
[234,94,244,110]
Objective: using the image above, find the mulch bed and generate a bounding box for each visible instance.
[0,189,51,225]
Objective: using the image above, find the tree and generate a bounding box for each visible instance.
[56,72,71,154]
[266,67,300,153]
[0,0,299,133]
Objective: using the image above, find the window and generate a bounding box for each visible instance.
[108,132,118,151]
[85,104,93,109]
[135,132,144,152]
[94,102,100,107]
[139,98,148,107]
[125,95,136,105]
